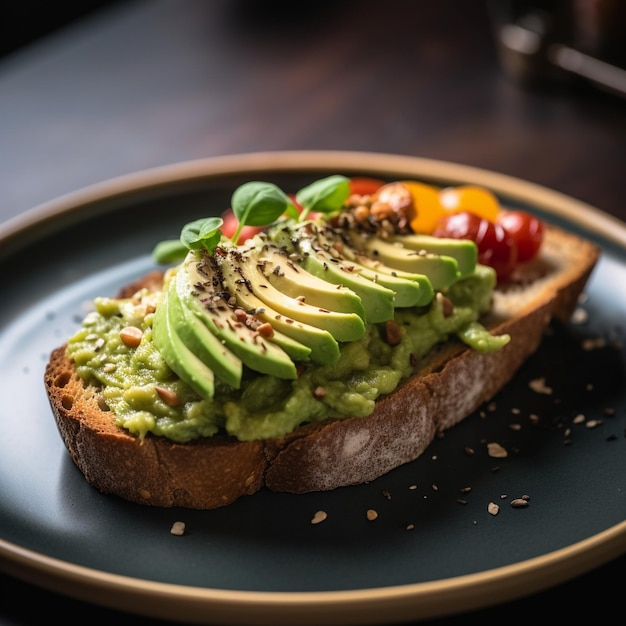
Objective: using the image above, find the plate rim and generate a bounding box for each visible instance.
[2,521,625,625]
[1,150,625,625]
[2,150,626,256]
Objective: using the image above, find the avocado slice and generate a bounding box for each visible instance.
[347,232,460,290]
[230,243,366,343]
[271,223,395,323]
[166,274,242,389]
[264,328,313,362]
[177,253,298,380]
[216,248,341,366]
[152,288,215,400]
[389,234,477,278]
[252,235,367,319]
[305,225,435,308]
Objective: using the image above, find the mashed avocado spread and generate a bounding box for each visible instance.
[66,264,506,442]
[65,177,511,443]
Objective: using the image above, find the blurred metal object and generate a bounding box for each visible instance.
[489,0,626,98]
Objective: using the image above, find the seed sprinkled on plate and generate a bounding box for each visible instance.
[170,521,186,536]
[586,419,603,429]
[311,510,328,524]
[488,502,499,516]
[366,509,378,521]
[487,442,508,458]
[529,377,552,394]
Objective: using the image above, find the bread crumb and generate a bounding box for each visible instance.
[586,419,603,429]
[488,502,499,516]
[529,377,552,394]
[582,337,607,351]
[311,510,328,524]
[170,521,186,536]
[366,509,378,521]
[487,442,508,458]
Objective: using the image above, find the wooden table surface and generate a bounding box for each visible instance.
[1,1,624,624]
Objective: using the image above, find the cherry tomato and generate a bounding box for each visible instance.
[497,210,543,262]
[439,185,500,223]
[349,177,385,197]
[220,209,264,244]
[432,211,518,280]
[403,181,445,234]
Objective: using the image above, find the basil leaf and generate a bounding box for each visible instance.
[296,175,350,219]
[152,240,188,265]
[231,182,293,226]
[180,217,224,252]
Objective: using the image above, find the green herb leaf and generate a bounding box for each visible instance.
[181,217,224,252]
[296,175,350,220]
[230,182,294,243]
[152,239,188,265]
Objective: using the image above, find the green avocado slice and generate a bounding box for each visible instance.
[152,289,215,399]
[167,274,242,389]
[278,227,396,323]
[252,236,367,319]
[177,254,298,380]
[306,225,435,308]
[216,249,340,366]
[264,328,312,362]
[347,232,461,290]
[389,234,477,278]
[231,244,366,343]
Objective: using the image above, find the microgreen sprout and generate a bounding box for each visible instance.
[151,175,351,265]
[296,175,350,221]
[230,181,297,244]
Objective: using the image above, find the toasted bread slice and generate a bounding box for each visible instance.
[44,224,600,508]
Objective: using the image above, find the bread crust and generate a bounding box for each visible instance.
[44,224,600,508]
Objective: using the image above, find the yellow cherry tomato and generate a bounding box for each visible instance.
[404,181,446,234]
[438,185,501,222]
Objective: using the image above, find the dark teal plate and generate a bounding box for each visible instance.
[1,152,625,625]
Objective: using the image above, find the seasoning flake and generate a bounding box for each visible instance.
[311,510,328,525]
[170,521,186,536]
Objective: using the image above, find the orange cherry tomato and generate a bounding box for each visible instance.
[439,185,500,223]
[403,181,446,234]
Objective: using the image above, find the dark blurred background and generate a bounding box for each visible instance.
[0,1,120,56]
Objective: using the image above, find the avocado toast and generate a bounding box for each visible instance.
[44,176,600,508]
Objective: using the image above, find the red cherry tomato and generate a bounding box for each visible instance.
[432,211,518,280]
[497,210,543,262]
[220,209,265,244]
[349,177,385,197]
